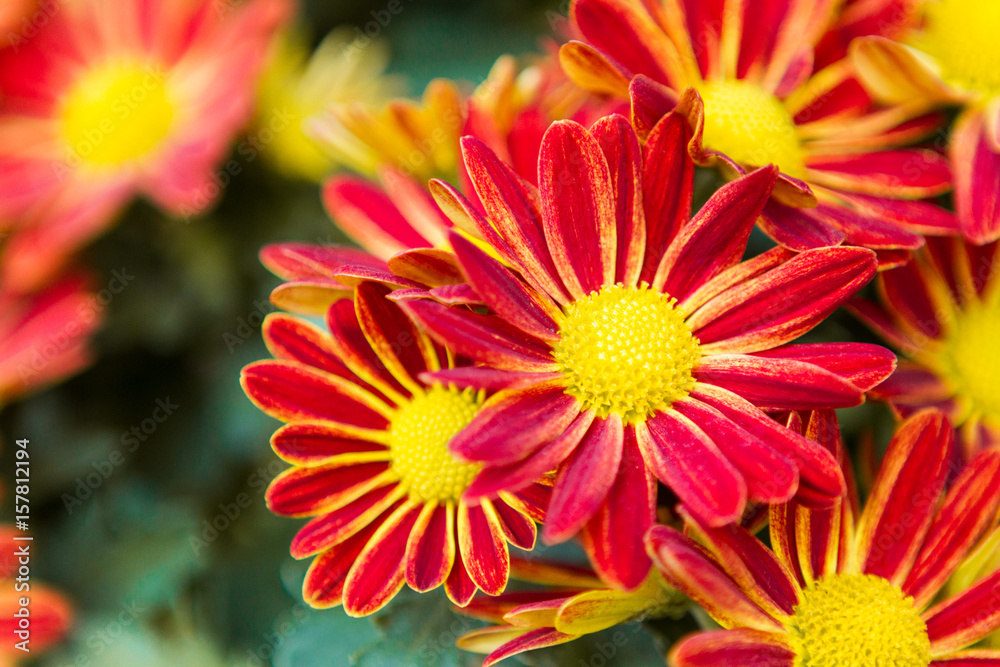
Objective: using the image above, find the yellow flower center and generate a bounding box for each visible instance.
[388,386,482,503]
[911,0,1000,97]
[552,284,700,424]
[59,61,175,169]
[785,574,930,667]
[698,79,806,178]
[943,302,1000,418]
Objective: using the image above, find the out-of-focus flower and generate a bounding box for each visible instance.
[0,0,290,293]
[0,0,39,49]
[312,50,606,185]
[560,0,956,266]
[240,282,550,616]
[814,0,921,68]
[0,274,100,407]
[254,27,403,182]
[648,409,1000,666]
[401,109,894,590]
[457,558,686,666]
[852,0,1000,243]
[258,52,618,316]
[0,525,72,665]
[852,237,1000,454]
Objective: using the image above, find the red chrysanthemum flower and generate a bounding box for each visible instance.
[0,524,73,665]
[559,0,956,266]
[0,0,290,292]
[851,237,1000,454]
[240,282,550,616]
[0,274,100,406]
[647,409,1000,667]
[402,109,895,589]
[852,0,1000,243]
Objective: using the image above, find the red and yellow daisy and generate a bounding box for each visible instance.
[0,0,290,293]
[560,0,955,266]
[647,409,1000,667]
[0,274,100,407]
[457,557,685,666]
[402,109,895,590]
[0,526,72,665]
[852,237,1000,453]
[240,282,549,616]
[852,0,1000,243]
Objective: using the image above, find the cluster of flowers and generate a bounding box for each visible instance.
[1,0,999,664]
[238,0,1000,665]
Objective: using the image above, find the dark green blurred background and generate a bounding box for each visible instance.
[0,1,893,665]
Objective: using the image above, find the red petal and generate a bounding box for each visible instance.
[580,428,656,589]
[544,414,624,543]
[260,242,383,281]
[670,629,794,667]
[302,524,378,609]
[690,384,845,506]
[402,300,556,371]
[904,448,1000,607]
[450,383,580,466]
[449,232,560,342]
[492,498,537,551]
[856,410,952,585]
[694,354,865,410]
[464,410,594,500]
[642,111,695,283]
[690,246,877,353]
[681,509,799,618]
[405,503,455,592]
[591,113,646,285]
[752,343,896,392]
[656,166,778,300]
[291,488,402,558]
[322,176,430,260]
[461,136,570,302]
[459,502,510,595]
[953,109,1000,244]
[925,569,1000,654]
[342,501,423,616]
[759,200,846,252]
[808,150,952,199]
[629,74,678,141]
[672,398,798,505]
[241,360,390,428]
[266,462,392,517]
[646,526,782,631]
[641,411,746,526]
[271,421,386,467]
[539,120,617,297]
